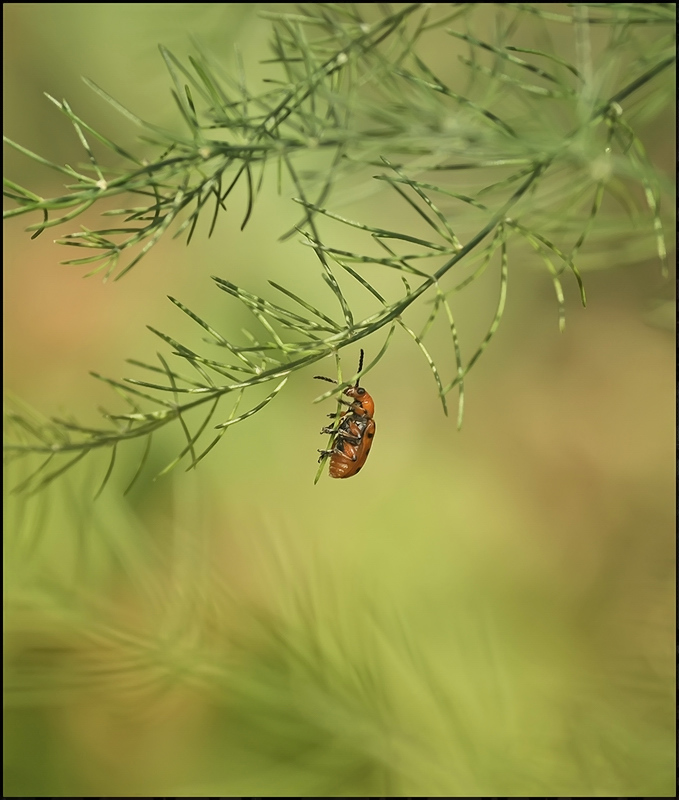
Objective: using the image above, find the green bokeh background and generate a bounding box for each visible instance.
[4,4,675,796]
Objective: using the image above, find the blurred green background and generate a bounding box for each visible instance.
[4,4,675,796]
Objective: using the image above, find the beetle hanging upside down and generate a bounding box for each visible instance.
[314,349,376,479]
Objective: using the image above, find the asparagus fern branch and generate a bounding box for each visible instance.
[4,3,675,492]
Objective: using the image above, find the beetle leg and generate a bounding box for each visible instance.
[318,449,358,464]
[321,425,361,442]
[317,447,341,463]
[320,424,352,436]
[334,431,361,443]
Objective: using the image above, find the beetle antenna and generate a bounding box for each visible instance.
[355,349,364,387]
[314,375,337,384]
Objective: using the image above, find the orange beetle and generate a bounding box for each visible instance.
[314,349,376,479]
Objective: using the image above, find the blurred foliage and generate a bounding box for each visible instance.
[4,417,675,795]
[3,3,676,797]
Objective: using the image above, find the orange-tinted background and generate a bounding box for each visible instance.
[4,5,675,796]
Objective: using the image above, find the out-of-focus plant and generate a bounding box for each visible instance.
[4,460,675,796]
[4,3,675,492]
